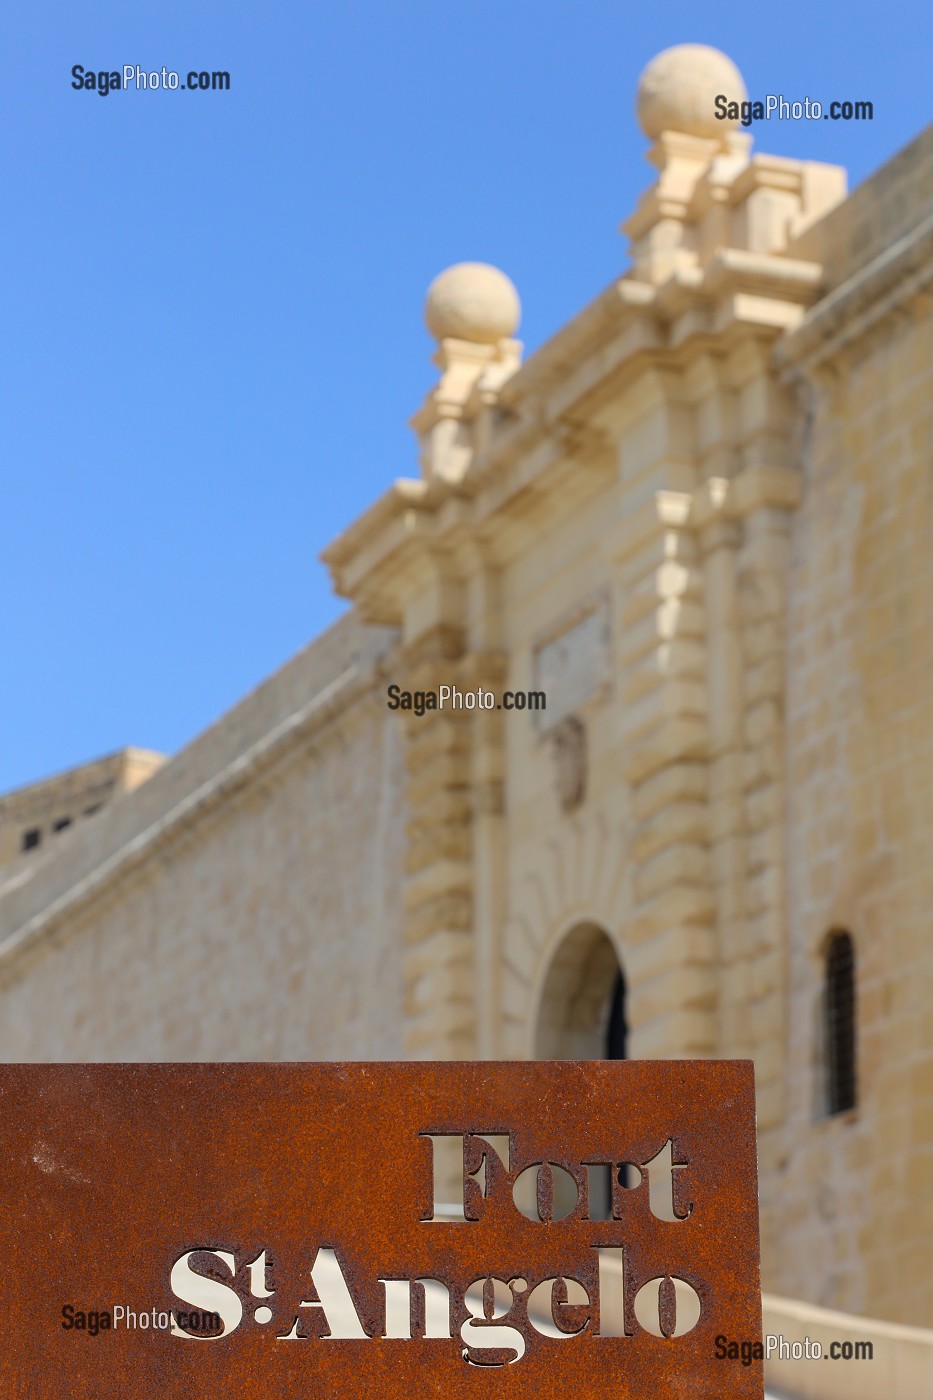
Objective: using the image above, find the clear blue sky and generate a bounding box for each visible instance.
[1,0,929,792]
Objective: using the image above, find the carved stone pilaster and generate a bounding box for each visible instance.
[398,626,475,1059]
[461,649,508,1058]
[736,497,796,1132]
[610,491,718,1059]
[695,501,753,1062]
[398,629,509,1060]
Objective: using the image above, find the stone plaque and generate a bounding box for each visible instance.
[533,594,611,730]
[0,1061,762,1397]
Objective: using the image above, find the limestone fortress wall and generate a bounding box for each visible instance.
[0,614,407,1061]
[1,45,931,1333]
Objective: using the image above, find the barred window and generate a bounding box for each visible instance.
[825,931,857,1115]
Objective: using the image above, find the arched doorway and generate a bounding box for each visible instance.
[534,922,627,1061]
[532,922,628,1219]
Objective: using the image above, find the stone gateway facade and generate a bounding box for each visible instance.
[1,45,931,1340]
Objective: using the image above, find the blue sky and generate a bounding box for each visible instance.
[1,0,929,792]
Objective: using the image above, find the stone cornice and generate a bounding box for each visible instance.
[777,209,933,374]
[605,465,802,564]
[323,249,824,610]
[699,465,802,522]
[702,250,823,301]
[497,277,657,407]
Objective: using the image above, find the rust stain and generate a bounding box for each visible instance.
[0,1060,762,1397]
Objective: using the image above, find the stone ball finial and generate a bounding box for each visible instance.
[636,43,747,140]
[425,262,521,345]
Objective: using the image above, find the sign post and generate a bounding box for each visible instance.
[0,1060,762,1396]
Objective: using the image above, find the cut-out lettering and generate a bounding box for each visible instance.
[632,1276,702,1338]
[169,1250,242,1340]
[297,1248,369,1340]
[593,1246,632,1338]
[245,1250,275,1299]
[421,1133,510,1221]
[643,1140,692,1222]
[461,1277,525,1366]
[511,1161,579,1222]
[416,1278,453,1338]
[526,1277,590,1337]
[380,1279,413,1339]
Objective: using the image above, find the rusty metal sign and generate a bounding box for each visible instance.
[0,1060,762,1397]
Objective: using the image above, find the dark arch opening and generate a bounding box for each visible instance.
[605,969,628,1061]
[534,923,625,1061]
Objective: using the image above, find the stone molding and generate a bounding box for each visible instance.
[777,209,933,374]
